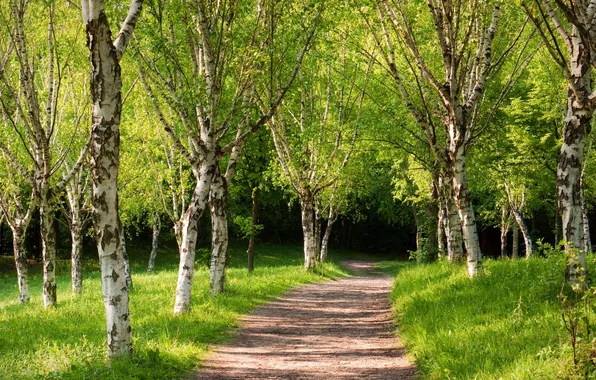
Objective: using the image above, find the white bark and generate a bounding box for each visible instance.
[452,147,482,276]
[300,189,317,270]
[209,169,228,294]
[40,198,57,307]
[65,163,89,295]
[12,227,29,304]
[173,157,216,314]
[500,205,509,258]
[320,206,337,263]
[71,219,84,294]
[440,173,464,261]
[247,187,259,272]
[147,213,160,274]
[504,185,533,258]
[82,0,144,358]
[512,224,519,259]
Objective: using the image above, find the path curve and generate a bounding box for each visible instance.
[193,260,418,379]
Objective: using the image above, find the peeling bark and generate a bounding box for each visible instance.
[82,0,144,358]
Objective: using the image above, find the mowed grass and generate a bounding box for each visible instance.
[379,255,591,379]
[0,243,348,379]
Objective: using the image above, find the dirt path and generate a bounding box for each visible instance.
[193,260,418,379]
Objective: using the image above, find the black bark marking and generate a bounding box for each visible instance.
[112,268,120,282]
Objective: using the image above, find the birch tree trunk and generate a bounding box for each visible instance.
[299,189,317,270]
[314,209,322,260]
[147,213,160,274]
[414,210,423,256]
[320,207,337,263]
[174,157,216,314]
[559,92,591,285]
[40,198,57,307]
[512,224,519,259]
[511,211,532,258]
[500,206,509,258]
[451,146,482,276]
[437,204,447,257]
[441,174,464,261]
[209,168,228,294]
[71,217,83,294]
[82,0,143,358]
[581,184,592,253]
[247,187,259,273]
[427,180,439,260]
[12,227,29,304]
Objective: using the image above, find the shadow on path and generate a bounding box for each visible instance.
[192,260,418,379]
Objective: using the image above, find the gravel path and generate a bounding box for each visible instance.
[192,260,418,379]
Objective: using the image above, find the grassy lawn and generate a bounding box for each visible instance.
[380,255,593,379]
[0,243,348,379]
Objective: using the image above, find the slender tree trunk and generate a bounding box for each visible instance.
[314,209,322,260]
[147,213,160,274]
[40,198,57,307]
[299,189,317,270]
[427,180,439,260]
[83,1,143,357]
[581,184,592,253]
[437,204,446,257]
[500,206,509,258]
[120,231,132,290]
[413,210,423,257]
[451,147,482,276]
[512,224,519,259]
[441,174,464,261]
[209,169,228,294]
[71,219,83,294]
[320,208,336,263]
[511,211,532,258]
[557,30,592,287]
[247,187,259,273]
[12,227,29,304]
[174,158,216,314]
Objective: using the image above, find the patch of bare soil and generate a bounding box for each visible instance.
[192,260,418,379]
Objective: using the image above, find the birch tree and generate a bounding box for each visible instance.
[522,1,596,286]
[269,57,364,269]
[138,0,320,311]
[504,182,533,257]
[81,0,144,358]
[0,1,90,307]
[63,160,91,294]
[363,0,531,276]
[0,174,35,304]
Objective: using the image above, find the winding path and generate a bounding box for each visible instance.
[193,260,418,379]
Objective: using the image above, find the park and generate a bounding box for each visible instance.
[1,0,596,378]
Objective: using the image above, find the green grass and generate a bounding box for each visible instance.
[0,243,348,379]
[380,255,592,379]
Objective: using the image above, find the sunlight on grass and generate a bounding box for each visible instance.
[382,256,585,379]
[0,244,348,379]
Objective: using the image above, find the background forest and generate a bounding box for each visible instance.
[2,0,596,379]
